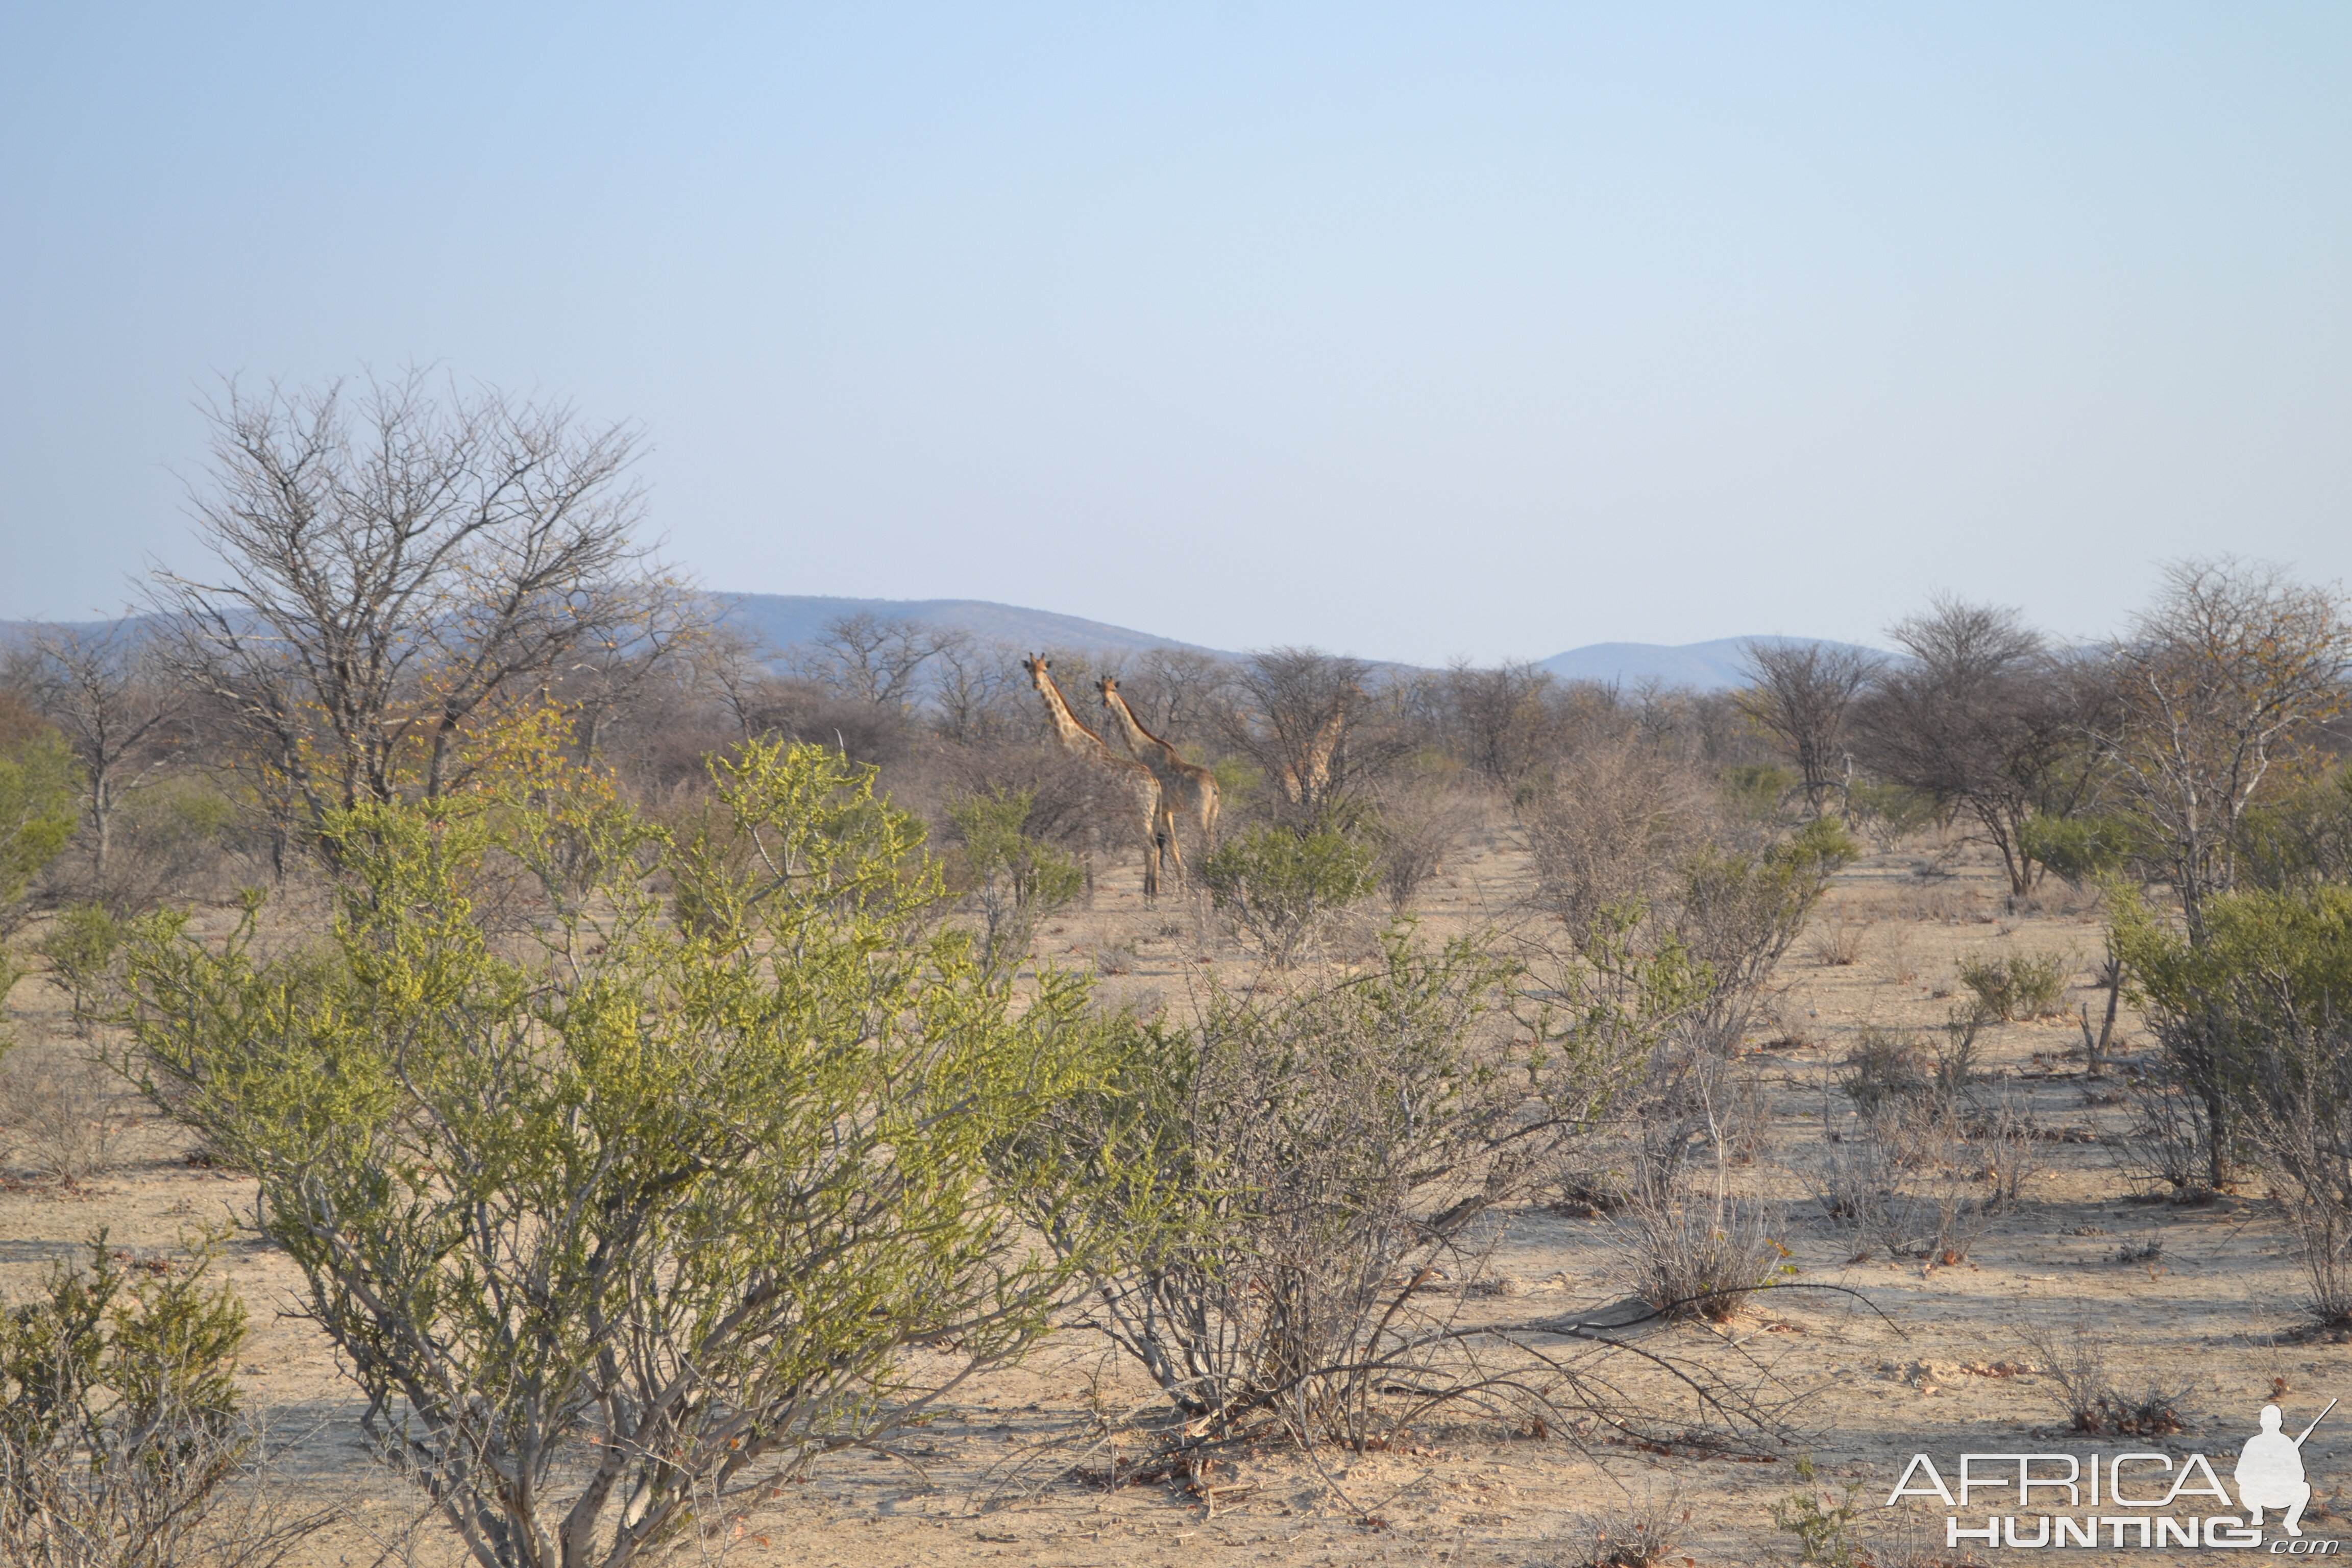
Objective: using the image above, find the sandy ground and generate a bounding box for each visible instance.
[2,826,2338,1567]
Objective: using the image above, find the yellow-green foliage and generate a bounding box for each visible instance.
[0,1234,247,1509]
[118,740,1134,1568]
[1720,763,1798,826]
[2114,883,2352,1030]
[1955,949,2074,1021]
[1771,1456,1865,1567]
[1209,753,1264,804]
[37,902,124,1032]
[2237,765,2352,891]
[0,729,79,917]
[2018,812,2139,888]
[1672,815,1859,1034]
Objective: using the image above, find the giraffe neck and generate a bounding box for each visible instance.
[1036,671,1107,754]
[1296,701,1345,791]
[1107,690,1174,764]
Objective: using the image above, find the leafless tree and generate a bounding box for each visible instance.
[1523,737,1718,939]
[691,620,780,741]
[2093,558,2352,930]
[1218,648,1404,825]
[1851,599,2101,895]
[8,623,182,878]
[1734,640,1882,816]
[146,370,672,836]
[789,612,964,710]
[929,638,1032,745]
[553,581,715,762]
[1105,647,1233,751]
[1440,659,1564,783]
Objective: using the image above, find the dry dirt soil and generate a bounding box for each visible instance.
[2,826,2338,1568]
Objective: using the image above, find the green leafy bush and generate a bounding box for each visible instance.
[119,741,1135,1568]
[1720,763,1798,827]
[1770,1456,1864,1566]
[0,730,79,934]
[1198,823,1376,966]
[1955,949,2073,1020]
[1846,780,1938,852]
[1672,815,1859,1050]
[0,1234,290,1567]
[2112,883,2352,1269]
[2236,765,2352,891]
[946,786,1083,977]
[2018,813,2139,889]
[37,903,124,1034]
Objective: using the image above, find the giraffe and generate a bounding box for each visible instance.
[1095,674,1220,885]
[1022,655,1166,899]
[1276,688,1350,808]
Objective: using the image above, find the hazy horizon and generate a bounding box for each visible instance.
[6,6,2347,664]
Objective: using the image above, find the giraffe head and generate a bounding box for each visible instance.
[1096,673,1122,710]
[1021,654,1051,692]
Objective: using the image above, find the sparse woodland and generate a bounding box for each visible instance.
[5,376,2352,1566]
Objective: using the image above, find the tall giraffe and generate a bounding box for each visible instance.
[1022,655,1166,899]
[1276,688,1350,809]
[1096,674,1220,884]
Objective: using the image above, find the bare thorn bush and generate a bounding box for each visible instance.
[1368,773,1477,915]
[1523,738,1715,939]
[2109,1071,2223,1204]
[0,1054,131,1186]
[1810,909,1867,967]
[1611,1175,1790,1323]
[1027,929,1810,1457]
[1877,922,1919,984]
[1811,1026,2007,1263]
[2016,1312,2191,1436]
[1548,1489,1691,1568]
[1967,1085,2047,1214]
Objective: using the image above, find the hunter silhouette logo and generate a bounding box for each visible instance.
[1887,1398,2340,1550]
[2239,1400,2334,1537]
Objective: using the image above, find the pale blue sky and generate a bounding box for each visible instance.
[4,5,2347,663]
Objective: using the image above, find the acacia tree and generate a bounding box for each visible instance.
[1851,599,2100,895]
[1734,641,1881,817]
[118,742,1126,1568]
[148,370,678,838]
[2094,559,2352,934]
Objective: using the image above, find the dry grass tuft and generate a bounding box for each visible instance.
[1546,1490,1691,1568]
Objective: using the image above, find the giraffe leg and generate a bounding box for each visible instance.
[1159,803,1186,888]
[1139,806,1160,901]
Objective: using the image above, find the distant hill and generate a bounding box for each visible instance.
[1535,636,1887,693]
[7,600,1880,694]
[719,594,1230,658]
